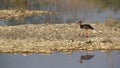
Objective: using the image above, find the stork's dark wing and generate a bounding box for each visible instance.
[83,24,94,30]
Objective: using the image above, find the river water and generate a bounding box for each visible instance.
[0,50,120,68]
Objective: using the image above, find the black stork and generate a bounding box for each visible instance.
[77,20,94,38]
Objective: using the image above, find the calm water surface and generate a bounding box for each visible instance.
[0,50,120,68]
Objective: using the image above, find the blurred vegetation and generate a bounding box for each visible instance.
[0,0,120,11]
[0,0,120,25]
[104,20,120,28]
[89,0,120,11]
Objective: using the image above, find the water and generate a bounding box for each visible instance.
[0,50,120,68]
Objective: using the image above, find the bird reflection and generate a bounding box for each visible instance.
[79,51,94,64]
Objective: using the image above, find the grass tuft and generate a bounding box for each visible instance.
[104,19,120,28]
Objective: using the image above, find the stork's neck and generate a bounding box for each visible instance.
[78,23,82,28]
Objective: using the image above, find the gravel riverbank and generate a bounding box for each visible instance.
[0,23,120,55]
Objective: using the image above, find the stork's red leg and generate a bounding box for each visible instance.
[85,29,88,38]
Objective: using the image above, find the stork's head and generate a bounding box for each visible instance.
[77,20,82,25]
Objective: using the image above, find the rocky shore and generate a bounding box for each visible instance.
[0,23,120,55]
